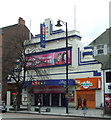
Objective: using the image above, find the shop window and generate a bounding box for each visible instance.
[106,72,111,83]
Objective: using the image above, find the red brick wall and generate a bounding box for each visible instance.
[2,23,32,101]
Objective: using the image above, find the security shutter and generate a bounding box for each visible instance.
[76,90,96,108]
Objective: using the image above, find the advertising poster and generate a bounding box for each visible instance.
[26,49,71,68]
[68,90,74,102]
[105,94,111,108]
[22,93,27,102]
[104,94,111,113]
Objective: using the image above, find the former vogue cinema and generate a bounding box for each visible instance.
[8,18,103,109]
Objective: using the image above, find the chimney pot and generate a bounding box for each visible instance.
[18,17,25,25]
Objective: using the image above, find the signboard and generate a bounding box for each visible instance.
[40,23,45,48]
[33,86,66,93]
[66,90,74,102]
[26,48,71,68]
[32,81,44,86]
[31,79,75,86]
[75,77,101,90]
[108,85,111,89]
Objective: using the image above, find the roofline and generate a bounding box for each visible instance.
[0,24,18,33]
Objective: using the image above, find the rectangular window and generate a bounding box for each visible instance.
[106,72,111,83]
[97,45,104,55]
[107,44,111,54]
[97,49,104,54]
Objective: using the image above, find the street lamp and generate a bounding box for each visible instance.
[55,20,69,114]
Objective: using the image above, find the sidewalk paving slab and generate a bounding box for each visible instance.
[7,106,111,119]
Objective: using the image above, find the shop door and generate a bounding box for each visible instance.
[43,94,50,106]
[52,93,59,106]
[76,90,96,108]
[35,94,41,106]
[61,93,66,107]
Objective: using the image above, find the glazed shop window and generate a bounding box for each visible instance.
[106,71,111,83]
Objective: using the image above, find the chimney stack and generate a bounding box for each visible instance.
[18,17,25,25]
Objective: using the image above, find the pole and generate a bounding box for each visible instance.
[55,20,69,114]
[74,5,76,30]
[66,22,68,114]
[29,19,31,41]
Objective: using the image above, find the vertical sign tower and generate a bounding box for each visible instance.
[40,23,45,48]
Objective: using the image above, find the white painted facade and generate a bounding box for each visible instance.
[9,18,103,108]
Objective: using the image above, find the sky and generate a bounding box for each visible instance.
[1,0,111,45]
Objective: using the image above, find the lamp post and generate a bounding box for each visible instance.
[55,20,68,114]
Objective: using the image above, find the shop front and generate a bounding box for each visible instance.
[33,86,66,107]
[32,79,75,107]
[75,77,101,109]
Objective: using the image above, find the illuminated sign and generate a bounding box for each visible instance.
[40,23,45,48]
[32,81,45,86]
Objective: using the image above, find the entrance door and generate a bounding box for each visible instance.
[43,94,50,106]
[61,93,66,107]
[35,94,41,106]
[52,93,59,106]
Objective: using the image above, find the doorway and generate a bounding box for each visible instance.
[52,93,59,106]
[43,93,50,106]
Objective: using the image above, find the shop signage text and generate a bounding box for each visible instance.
[75,77,101,90]
[33,86,66,93]
[81,81,93,89]
[31,79,75,86]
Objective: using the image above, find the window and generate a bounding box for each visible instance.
[93,44,107,56]
[106,72,111,83]
[98,49,104,54]
[97,45,104,55]
[107,44,111,53]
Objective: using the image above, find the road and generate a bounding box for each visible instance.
[0,113,110,120]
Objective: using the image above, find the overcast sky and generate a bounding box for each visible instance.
[1,0,110,45]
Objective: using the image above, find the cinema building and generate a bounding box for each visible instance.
[8,18,103,109]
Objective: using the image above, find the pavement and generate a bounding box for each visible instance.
[7,106,111,119]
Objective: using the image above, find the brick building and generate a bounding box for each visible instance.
[0,17,33,102]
